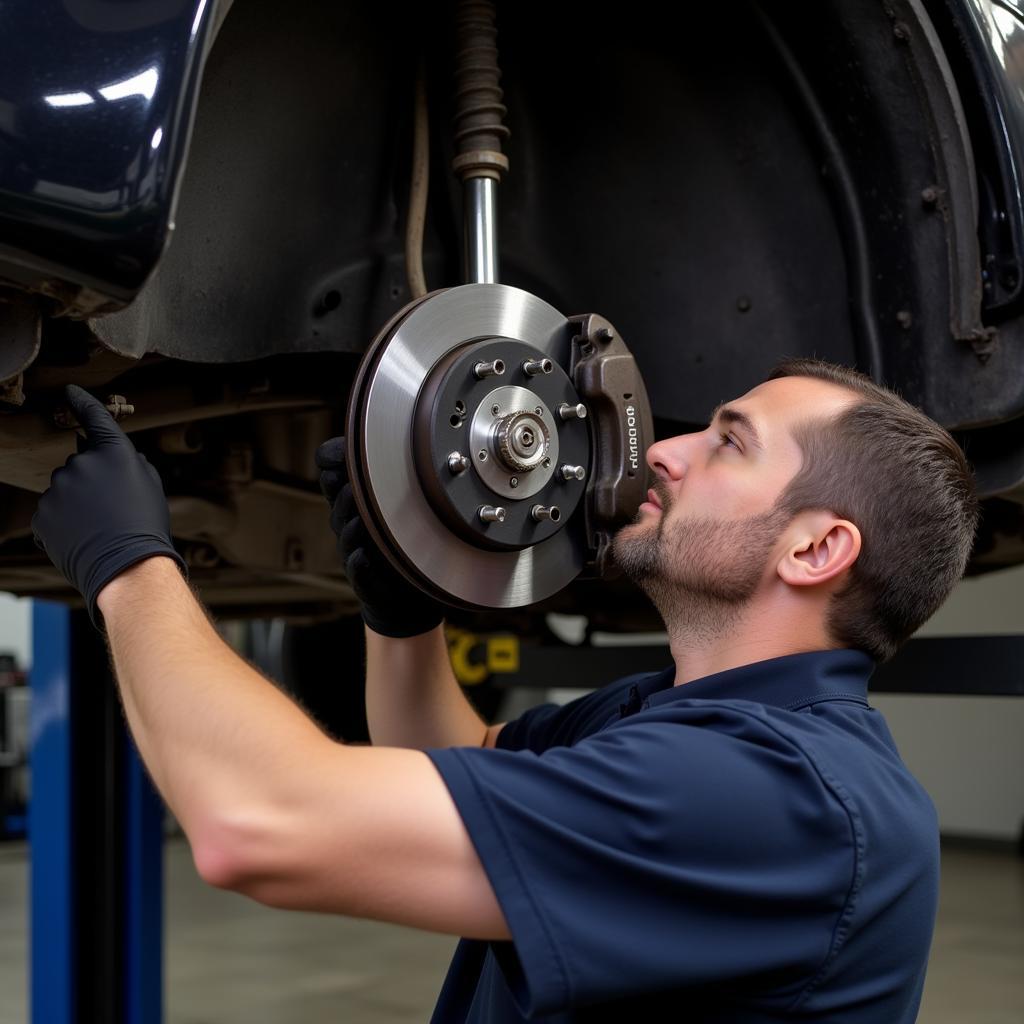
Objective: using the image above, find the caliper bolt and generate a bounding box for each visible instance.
[479,505,506,523]
[558,402,587,421]
[595,326,615,343]
[447,452,470,474]
[531,504,561,523]
[560,464,586,481]
[474,359,505,379]
[522,358,553,376]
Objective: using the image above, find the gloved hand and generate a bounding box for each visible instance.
[315,437,444,638]
[32,385,188,627]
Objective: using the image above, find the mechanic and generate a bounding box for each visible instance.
[31,358,977,1023]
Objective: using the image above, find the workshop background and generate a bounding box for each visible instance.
[0,568,1022,1024]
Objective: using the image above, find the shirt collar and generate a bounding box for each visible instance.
[635,649,874,713]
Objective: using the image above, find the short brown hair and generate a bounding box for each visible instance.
[768,359,979,662]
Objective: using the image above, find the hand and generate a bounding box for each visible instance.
[32,386,188,627]
[315,437,444,638]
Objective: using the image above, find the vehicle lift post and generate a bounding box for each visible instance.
[29,602,163,1024]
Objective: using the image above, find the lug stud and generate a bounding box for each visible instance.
[448,452,470,474]
[479,505,507,523]
[474,359,505,379]
[531,504,561,523]
[560,464,585,481]
[558,402,587,421]
[523,358,553,376]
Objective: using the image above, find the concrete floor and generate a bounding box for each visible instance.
[1,839,1021,1022]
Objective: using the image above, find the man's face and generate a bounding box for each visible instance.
[613,376,856,618]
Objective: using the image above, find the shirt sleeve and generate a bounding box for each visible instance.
[427,704,857,1017]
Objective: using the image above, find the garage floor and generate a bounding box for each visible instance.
[1,839,1021,1022]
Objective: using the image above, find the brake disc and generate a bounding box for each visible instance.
[347,283,653,609]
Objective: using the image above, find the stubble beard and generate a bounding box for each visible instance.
[612,487,792,645]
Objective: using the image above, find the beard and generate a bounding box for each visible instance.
[612,482,792,642]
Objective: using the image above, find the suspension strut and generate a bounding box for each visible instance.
[452,0,509,284]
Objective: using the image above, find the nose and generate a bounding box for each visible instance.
[646,435,688,483]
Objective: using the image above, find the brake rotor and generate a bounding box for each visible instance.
[347,284,589,608]
[347,283,654,609]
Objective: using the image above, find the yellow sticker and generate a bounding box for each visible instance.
[447,629,520,685]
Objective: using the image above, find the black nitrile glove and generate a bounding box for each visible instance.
[315,437,444,638]
[32,385,188,627]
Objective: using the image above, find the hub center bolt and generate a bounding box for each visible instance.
[531,504,561,523]
[558,402,587,421]
[474,359,506,379]
[523,358,553,376]
[479,505,507,523]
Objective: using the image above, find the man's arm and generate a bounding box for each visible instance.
[313,436,504,750]
[98,556,510,939]
[364,626,505,749]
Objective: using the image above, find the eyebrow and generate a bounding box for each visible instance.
[710,403,766,452]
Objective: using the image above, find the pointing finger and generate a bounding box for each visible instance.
[64,386,127,448]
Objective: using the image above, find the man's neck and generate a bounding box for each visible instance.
[665,603,833,686]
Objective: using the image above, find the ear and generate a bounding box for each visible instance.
[776,512,861,588]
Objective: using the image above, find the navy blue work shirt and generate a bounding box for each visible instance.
[425,649,939,1022]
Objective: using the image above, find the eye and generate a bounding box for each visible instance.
[719,432,739,451]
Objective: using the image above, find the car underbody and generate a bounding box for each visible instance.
[3,0,1024,627]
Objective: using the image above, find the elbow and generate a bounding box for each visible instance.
[190,814,254,892]
[190,810,289,898]
[192,835,243,892]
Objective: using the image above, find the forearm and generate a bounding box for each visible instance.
[364,626,488,749]
[97,557,335,851]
